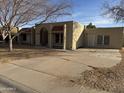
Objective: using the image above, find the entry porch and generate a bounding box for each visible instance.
[38,24,67,50]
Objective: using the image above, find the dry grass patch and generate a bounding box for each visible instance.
[0,47,63,63]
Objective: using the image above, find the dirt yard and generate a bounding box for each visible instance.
[79,49,124,93]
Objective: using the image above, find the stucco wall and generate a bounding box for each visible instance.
[84,28,123,49]
[72,22,85,50]
[63,22,73,50]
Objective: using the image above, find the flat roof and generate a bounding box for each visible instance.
[36,21,73,25]
[35,20,84,26]
[96,27,124,29]
[86,27,124,30]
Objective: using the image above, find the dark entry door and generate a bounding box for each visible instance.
[40,28,48,46]
[53,33,63,49]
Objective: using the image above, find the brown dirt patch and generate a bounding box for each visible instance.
[79,49,124,93]
[0,47,64,63]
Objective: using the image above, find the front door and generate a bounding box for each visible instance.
[40,28,48,46]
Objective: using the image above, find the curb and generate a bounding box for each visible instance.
[0,74,41,93]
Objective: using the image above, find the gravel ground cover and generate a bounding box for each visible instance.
[79,49,124,93]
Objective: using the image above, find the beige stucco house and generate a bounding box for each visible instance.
[35,21,84,50]
[17,21,124,50]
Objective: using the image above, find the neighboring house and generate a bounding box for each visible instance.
[0,27,19,44]
[18,28,35,45]
[14,21,124,50]
[84,27,124,49]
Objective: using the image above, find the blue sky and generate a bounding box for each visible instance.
[25,0,123,28]
[62,0,124,27]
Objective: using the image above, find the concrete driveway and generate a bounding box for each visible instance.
[0,49,121,93]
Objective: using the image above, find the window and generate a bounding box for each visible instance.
[97,35,110,45]
[104,36,110,45]
[97,35,103,45]
[55,33,63,44]
[61,33,63,43]
[55,33,59,43]
[0,36,3,41]
[22,34,27,41]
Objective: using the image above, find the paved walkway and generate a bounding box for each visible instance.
[0,49,121,93]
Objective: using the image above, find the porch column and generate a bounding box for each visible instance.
[63,24,67,50]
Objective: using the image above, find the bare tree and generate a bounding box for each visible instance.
[103,0,124,22]
[0,0,71,51]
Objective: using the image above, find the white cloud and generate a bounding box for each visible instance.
[79,17,116,27]
[82,18,123,27]
[72,12,84,18]
[93,19,113,25]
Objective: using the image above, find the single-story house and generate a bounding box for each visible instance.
[17,21,124,50]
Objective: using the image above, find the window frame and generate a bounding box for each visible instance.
[97,35,103,45]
